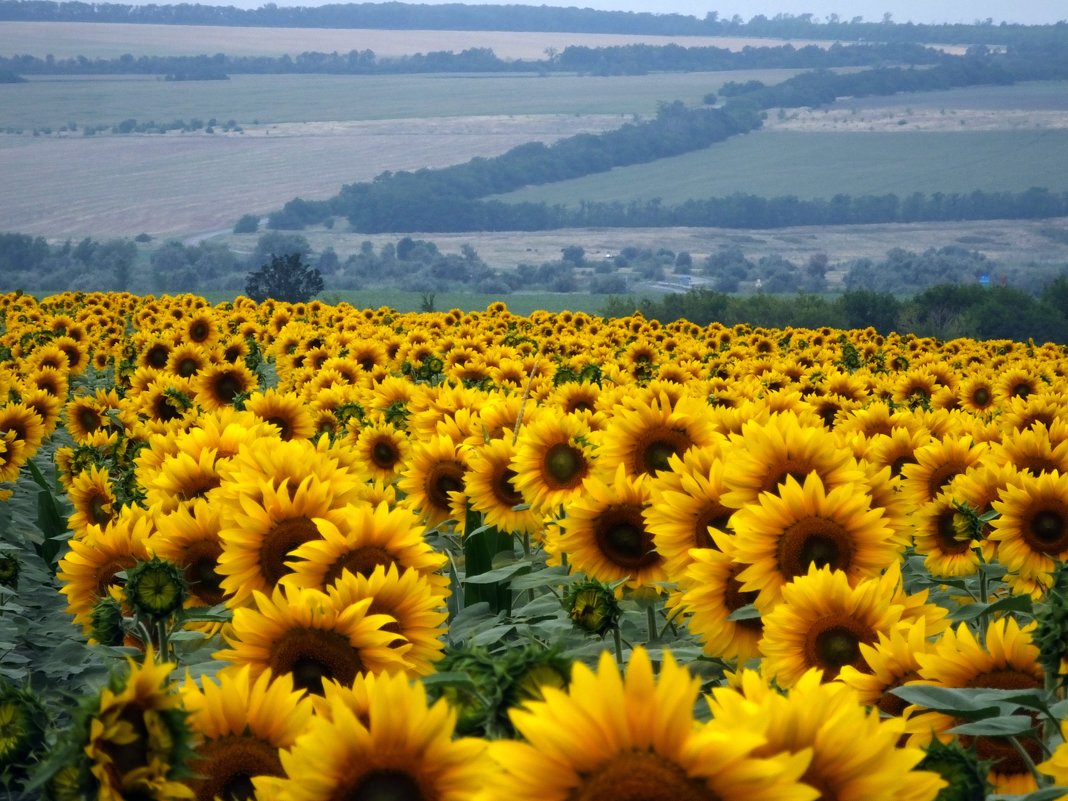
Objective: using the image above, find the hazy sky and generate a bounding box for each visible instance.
[246,1,1064,27]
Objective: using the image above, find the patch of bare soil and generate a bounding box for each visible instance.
[764,107,1068,132]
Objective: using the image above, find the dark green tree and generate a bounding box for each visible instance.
[245,253,324,303]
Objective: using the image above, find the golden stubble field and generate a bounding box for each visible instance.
[0,21,853,59]
[0,114,622,238]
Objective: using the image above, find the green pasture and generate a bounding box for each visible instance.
[494,129,1068,205]
[0,69,800,131]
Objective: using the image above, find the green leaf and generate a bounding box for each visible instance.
[888,685,1006,717]
[949,715,1038,737]
[951,592,1034,622]
[419,671,478,689]
[509,566,578,591]
[989,789,1068,801]
[463,560,532,585]
[726,604,761,622]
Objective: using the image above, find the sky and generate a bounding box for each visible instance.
[239,1,1065,26]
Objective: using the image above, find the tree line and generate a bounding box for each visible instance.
[603,279,1068,345]
[0,40,947,78]
[1,1,1065,49]
[257,51,1068,234]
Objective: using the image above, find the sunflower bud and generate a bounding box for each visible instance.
[125,557,188,620]
[501,644,571,711]
[1033,562,1068,688]
[427,647,503,737]
[916,739,990,801]
[0,683,46,770]
[89,596,126,646]
[564,579,621,637]
[0,553,18,589]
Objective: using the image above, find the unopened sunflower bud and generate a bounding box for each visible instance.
[0,683,46,769]
[916,739,990,801]
[564,579,621,637]
[0,553,19,589]
[126,557,187,620]
[90,596,126,646]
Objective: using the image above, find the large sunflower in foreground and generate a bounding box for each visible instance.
[989,469,1068,580]
[66,464,117,535]
[899,435,990,508]
[758,566,906,686]
[550,464,666,591]
[215,585,409,694]
[724,473,898,611]
[707,667,945,801]
[181,666,314,801]
[256,669,490,801]
[913,617,1045,794]
[488,646,817,801]
[282,500,447,592]
[81,648,194,801]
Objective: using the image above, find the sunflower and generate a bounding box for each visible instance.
[0,402,45,460]
[996,366,1042,403]
[257,669,490,801]
[488,646,817,801]
[989,423,1068,476]
[759,566,907,686]
[510,411,597,515]
[194,362,259,411]
[215,585,409,693]
[83,647,195,801]
[324,564,448,675]
[838,619,936,722]
[396,433,468,529]
[914,617,1045,794]
[644,444,733,582]
[67,464,118,535]
[185,310,220,347]
[181,666,314,801]
[464,436,541,537]
[56,507,154,635]
[707,667,945,801]
[25,364,69,399]
[899,435,990,508]
[550,463,665,592]
[861,426,933,478]
[281,501,447,592]
[245,388,316,442]
[989,469,1068,581]
[724,473,898,611]
[165,342,211,380]
[911,490,985,578]
[1038,721,1068,786]
[681,548,763,662]
[958,372,997,414]
[152,498,227,609]
[18,386,62,437]
[596,392,717,478]
[720,411,867,508]
[350,420,410,484]
[216,474,340,607]
[142,447,223,514]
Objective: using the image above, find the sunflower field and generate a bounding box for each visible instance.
[2,289,1068,801]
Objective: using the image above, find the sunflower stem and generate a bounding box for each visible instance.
[156,619,170,663]
[1007,735,1045,788]
[612,625,624,666]
[646,604,658,643]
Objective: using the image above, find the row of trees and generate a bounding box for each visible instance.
[603,279,1068,344]
[0,40,947,78]
[259,51,1068,234]
[2,1,1065,47]
[0,233,136,292]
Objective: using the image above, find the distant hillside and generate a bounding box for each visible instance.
[1,1,1066,47]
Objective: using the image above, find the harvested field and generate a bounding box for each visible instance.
[0,114,622,238]
[0,21,857,60]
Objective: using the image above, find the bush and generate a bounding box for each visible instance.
[245,253,324,303]
[234,214,260,234]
